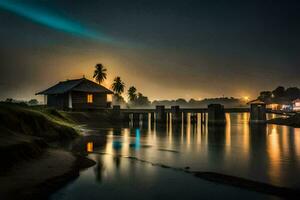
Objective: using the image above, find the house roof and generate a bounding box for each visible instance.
[36,78,113,95]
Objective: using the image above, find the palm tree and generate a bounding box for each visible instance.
[128,86,137,102]
[93,63,107,85]
[111,76,125,95]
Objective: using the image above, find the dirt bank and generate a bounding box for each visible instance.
[0,149,95,200]
[0,103,79,172]
[0,103,95,199]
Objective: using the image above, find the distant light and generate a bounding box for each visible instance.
[243,96,249,101]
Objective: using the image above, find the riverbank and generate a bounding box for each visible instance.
[0,149,95,199]
[0,103,95,199]
[268,113,300,128]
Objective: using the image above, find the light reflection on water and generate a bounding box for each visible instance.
[52,113,300,199]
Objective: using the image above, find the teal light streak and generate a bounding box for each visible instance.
[135,128,140,149]
[0,0,114,43]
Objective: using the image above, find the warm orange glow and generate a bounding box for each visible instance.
[87,142,94,152]
[107,94,112,102]
[267,125,281,183]
[242,113,250,155]
[87,94,93,103]
[268,103,279,110]
[243,96,249,101]
[225,113,231,155]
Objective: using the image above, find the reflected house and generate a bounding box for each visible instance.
[86,142,94,152]
[36,77,113,110]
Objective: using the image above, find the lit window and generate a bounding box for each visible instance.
[107,94,112,102]
[87,94,93,103]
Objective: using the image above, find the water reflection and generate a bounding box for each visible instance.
[94,155,104,183]
[72,113,300,188]
[86,142,93,152]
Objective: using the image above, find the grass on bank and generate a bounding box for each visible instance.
[0,102,79,172]
[0,103,78,141]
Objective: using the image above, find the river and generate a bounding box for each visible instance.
[51,113,300,199]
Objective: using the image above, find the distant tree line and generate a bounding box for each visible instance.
[152,97,245,108]
[258,86,300,102]
[2,98,39,106]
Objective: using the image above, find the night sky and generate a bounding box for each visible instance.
[0,0,299,101]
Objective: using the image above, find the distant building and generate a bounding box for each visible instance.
[293,99,300,112]
[36,78,113,110]
[248,99,293,111]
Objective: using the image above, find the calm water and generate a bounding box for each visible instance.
[51,113,300,200]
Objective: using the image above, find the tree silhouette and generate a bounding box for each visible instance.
[28,99,38,105]
[128,86,137,102]
[272,86,285,98]
[135,92,150,106]
[93,63,107,85]
[111,76,125,95]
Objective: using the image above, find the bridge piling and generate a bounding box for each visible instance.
[191,113,197,124]
[150,112,155,124]
[121,112,130,123]
[156,105,166,124]
[141,113,149,125]
[250,103,266,123]
[208,104,226,125]
[132,113,140,127]
[182,112,187,124]
[171,106,182,123]
[112,105,121,121]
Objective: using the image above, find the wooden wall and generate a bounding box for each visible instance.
[47,94,68,110]
[72,91,109,109]
[47,92,110,110]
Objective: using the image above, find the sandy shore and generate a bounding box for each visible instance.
[0,149,95,200]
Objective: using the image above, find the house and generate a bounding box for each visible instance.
[36,78,113,110]
[293,99,300,112]
[249,98,293,111]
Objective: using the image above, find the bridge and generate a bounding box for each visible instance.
[120,107,250,113]
[111,104,295,125]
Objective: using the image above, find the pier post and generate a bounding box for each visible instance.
[156,105,166,124]
[141,113,149,127]
[112,105,121,121]
[133,113,140,127]
[183,112,187,124]
[250,103,266,123]
[207,104,226,125]
[171,106,181,123]
[121,112,130,123]
[190,113,197,124]
[150,112,155,124]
